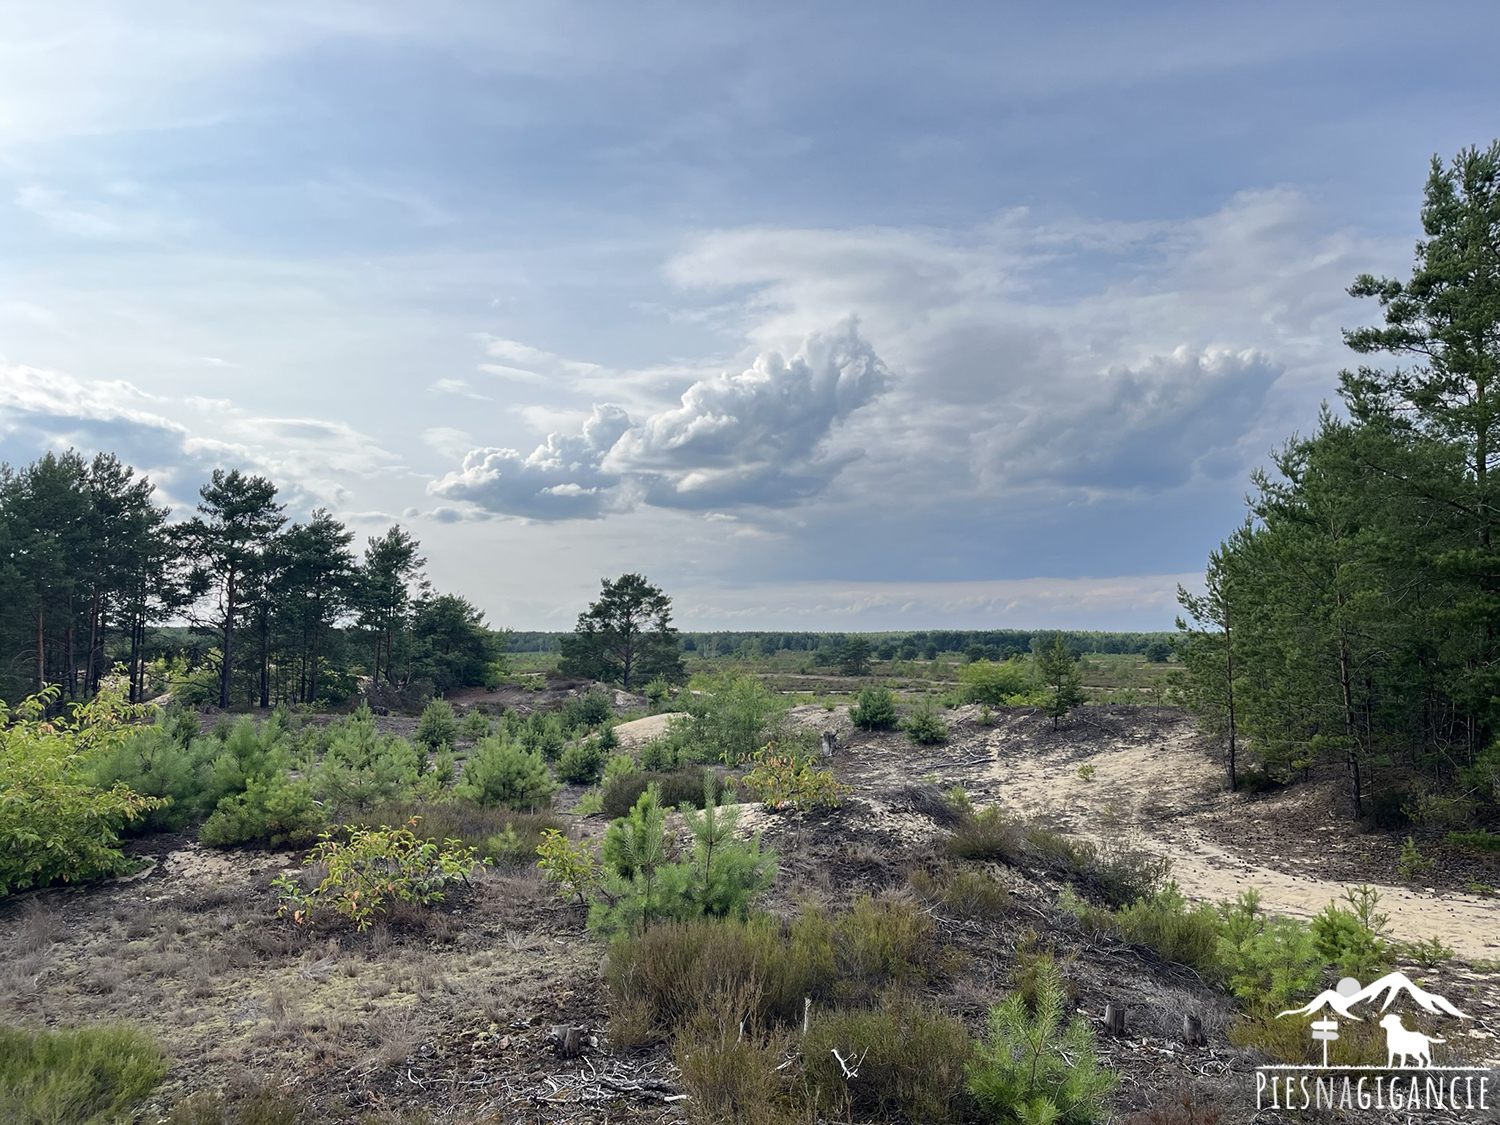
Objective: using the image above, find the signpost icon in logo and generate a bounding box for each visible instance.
[1307,977,1360,1066]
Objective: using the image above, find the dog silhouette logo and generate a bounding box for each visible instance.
[1378,1014,1445,1069]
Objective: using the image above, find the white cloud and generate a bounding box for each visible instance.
[431,320,889,518]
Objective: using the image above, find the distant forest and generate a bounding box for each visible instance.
[509,629,1173,660]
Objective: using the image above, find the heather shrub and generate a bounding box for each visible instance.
[0,1022,167,1125]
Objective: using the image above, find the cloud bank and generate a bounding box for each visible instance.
[430,319,888,518]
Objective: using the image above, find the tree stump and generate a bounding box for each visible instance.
[1102,1003,1126,1037]
[547,1025,584,1058]
[821,731,837,759]
[1183,1013,1205,1048]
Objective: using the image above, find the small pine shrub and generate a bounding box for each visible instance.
[557,738,605,785]
[459,709,493,741]
[457,735,557,810]
[0,1023,167,1125]
[1397,836,1435,882]
[415,699,458,751]
[603,752,638,785]
[199,774,323,848]
[967,955,1117,1124]
[1310,885,1389,978]
[1214,891,1322,1015]
[850,686,898,730]
[571,787,605,815]
[1399,934,1455,968]
[904,703,949,745]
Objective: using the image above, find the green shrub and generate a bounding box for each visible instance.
[459,708,493,741]
[946,806,1024,862]
[1,686,167,893]
[1310,885,1389,978]
[560,688,615,733]
[1111,883,1223,976]
[518,711,567,761]
[536,828,601,904]
[741,749,844,812]
[957,658,1032,705]
[673,672,787,765]
[90,726,218,832]
[1399,934,1455,968]
[802,998,971,1123]
[967,955,1117,1125]
[1215,891,1322,1015]
[0,1022,167,1125]
[672,986,797,1125]
[457,735,557,810]
[1447,828,1500,852]
[414,698,458,751]
[909,865,1011,918]
[164,1088,303,1125]
[904,702,949,745]
[310,715,420,816]
[273,819,483,930]
[1397,836,1434,881]
[850,686,898,730]
[644,678,672,711]
[603,752,638,785]
[590,779,776,934]
[557,737,605,785]
[199,773,323,848]
[830,894,933,1001]
[601,766,733,819]
[603,914,834,1044]
[345,799,559,859]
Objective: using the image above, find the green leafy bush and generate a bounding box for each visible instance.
[802,998,972,1123]
[0,1022,167,1125]
[741,749,844,811]
[414,698,458,751]
[957,658,1033,705]
[850,686,898,730]
[274,818,482,930]
[457,735,557,810]
[536,827,601,904]
[1,685,167,894]
[904,702,949,744]
[967,955,1117,1125]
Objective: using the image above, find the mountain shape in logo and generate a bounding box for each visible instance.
[1278,972,1470,1021]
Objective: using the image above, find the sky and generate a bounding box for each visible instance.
[2,2,1499,632]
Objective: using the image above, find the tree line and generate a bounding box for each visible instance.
[1177,142,1500,824]
[0,456,499,709]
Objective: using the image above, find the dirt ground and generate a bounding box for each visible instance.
[2,703,1498,1123]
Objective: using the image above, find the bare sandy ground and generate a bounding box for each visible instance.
[611,712,674,748]
[950,707,1500,963]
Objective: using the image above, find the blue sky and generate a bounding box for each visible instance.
[3,2,1499,630]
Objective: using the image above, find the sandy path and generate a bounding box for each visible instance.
[612,712,674,748]
[954,711,1500,963]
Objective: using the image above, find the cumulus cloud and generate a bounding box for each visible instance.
[431,319,889,519]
